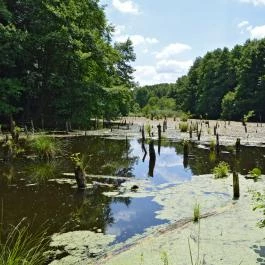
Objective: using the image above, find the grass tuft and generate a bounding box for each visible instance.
[30,136,63,160]
[0,219,49,265]
[213,161,230,179]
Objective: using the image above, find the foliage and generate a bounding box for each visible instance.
[213,161,230,178]
[0,0,135,126]
[243,110,255,123]
[248,167,262,180]
[179,122,189,132]
[70,153,87,171]
[0,219,49,265]
[252,191,265,228]
[135,39,265,122]
[30,136,62,160]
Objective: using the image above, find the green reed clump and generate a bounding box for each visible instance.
[213,161,230,179]
[28,161,58,183]
[0,219,49,265]
[248,167,262,180]
[193,202,200,222]
[145,124,151,137]
[179,122,189,132]
[30,136,62,160]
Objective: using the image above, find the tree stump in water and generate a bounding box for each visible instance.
[75,166,86,189]
[148,140,156,177]
[233,171,240,199]
[235,138,241,154]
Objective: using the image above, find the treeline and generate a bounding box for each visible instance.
[0,0,135,128]
[135,38,265,121]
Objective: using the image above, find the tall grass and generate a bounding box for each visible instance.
[0,218,49,265]
[193,203,200,222]
[30,136,63,160]
[179,122,189,132]
[28,161,58,183]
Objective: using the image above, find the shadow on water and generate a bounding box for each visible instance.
[1,136,265,243]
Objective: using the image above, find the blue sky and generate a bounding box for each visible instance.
[100,0,265,85]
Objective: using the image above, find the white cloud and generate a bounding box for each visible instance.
[112,0,140,15]
[155,43,192,60]
[237,20,249,28]
[239,0,265,5]
[237,21,265,39]
[249,24,265,39]
[134,59,193,86]
[115,34,159,46]
[156,60,193,74]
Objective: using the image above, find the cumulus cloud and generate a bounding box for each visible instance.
[238,21,265,39]
[115,34,159,46]
[156,60,193,74]
[155,43,192,60]
[239,0,265,5]
[134,59,193,86]
[112,0,140,15]
[237,20,249,28]
[249,24,265,39]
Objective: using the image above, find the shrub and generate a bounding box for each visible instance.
[213,161,230,178]
[179,122,189,132]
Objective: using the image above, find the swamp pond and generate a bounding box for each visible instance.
[1,135,265,263]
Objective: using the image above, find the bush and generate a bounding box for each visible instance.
[213,161,230,178]
[179,122,189,132]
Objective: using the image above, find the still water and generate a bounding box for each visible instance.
[0,136,265,243]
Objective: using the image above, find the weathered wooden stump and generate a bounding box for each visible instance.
[74,166,86,189]
[233,171,240,199]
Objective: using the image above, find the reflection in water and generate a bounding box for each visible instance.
[1,136,265,245]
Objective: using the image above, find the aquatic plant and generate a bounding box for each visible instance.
[209,139,215,151]
[193,202,200,222]
[70,153,88,171]
[248,167,262,180]
[160,251,169,265]
[213,161,230,179]
[0,219,49,265]
[252,191,265,228]
[179,122,189,132]
[180,113,189,122]
[28,161,58,184]
[30,136,62,160]
[145,124,151,137]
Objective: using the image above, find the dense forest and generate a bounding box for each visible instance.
[135,38,265,121]
[0,0,136,128]
[1,0,265,128]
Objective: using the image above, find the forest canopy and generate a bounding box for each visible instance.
[0,0,135,127]
[134,38,265,121]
